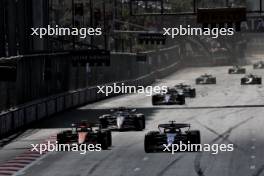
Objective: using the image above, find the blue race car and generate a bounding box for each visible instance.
[144,121,201,153]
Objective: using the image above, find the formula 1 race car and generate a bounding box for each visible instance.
[144,121,201,153]
[241,74,262,85]
[174,83,196,98]
[99,107,145,131]
[195,74,216,84]
[152,88,185,105]
[57,121,112,149]
[253,61,264,69]
[228,65,246,74]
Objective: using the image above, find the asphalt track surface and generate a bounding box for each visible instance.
[1,63,264,176]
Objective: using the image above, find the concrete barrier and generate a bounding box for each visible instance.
[47,100,56,116]
[56,96,65,113]
[0,45,185,138]
[85,89,91,103]
[89,88,97,102]
[25,106,37,124]
[0,116,5,136]
[13,110,24,129]
[73,93,80,107]
[0,113,12,137]
[79,91,86,105]
[65,95,73,109]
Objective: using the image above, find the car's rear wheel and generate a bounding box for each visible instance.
[57,130,72,144]
[212,78,216,84]
[152,96,158,105]
[241,78,246,85]
[190,89,196,98]
[141,115,146,129]
[99,117,108,129]
[187,130,201,151]
[144,135,154,153]
[144,131,159,153]
[195,79,200,84]
[257,78,262,84]
[136,116,145,131]
[178,96,185,105]
[99,133,108,150]
[57,133,65,144]
[106,130,112,147]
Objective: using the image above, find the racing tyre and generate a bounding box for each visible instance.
[190,89,196,98]
[152,96,158,105]
[195,79,201,84]
[106,130,112,147]
[179,99,185,105]
[99,117,108,129]
[257,78,262,84]
[99,133,109,150]
[57,130,72,144]
[136,116,145,131]
[57,133,65,144]
[187,130,201,152]
[212,78,216,84]
[240,78,246,85]
[178,96,185,105]
[144,132,157,153]
[138,115,146,129]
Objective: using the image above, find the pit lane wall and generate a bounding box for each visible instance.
[0,45,183,138]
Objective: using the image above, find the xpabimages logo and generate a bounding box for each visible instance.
[163,141,234,154]
[163,25,234,39]
[31,141,102,155]
[97,83,167,96]
[31,25,102,39]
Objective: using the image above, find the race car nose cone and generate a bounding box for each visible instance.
[165,95,170,102]
[117,116,125,129]
[246,78,253,83]
[78,132,88,144]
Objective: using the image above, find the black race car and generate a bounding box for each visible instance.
[174,83,196,98]
[241,74,262,85]
[253,61,264,69]
[144,121,201,153]
[152,88,185,105]
[57,121,112,149]
[228,65,246,74]
[195,74,216,84]
[99,107,145,131]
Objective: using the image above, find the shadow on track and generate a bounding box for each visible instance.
[27,104,264,129]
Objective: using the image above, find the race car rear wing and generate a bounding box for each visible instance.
[158,123,191,129]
